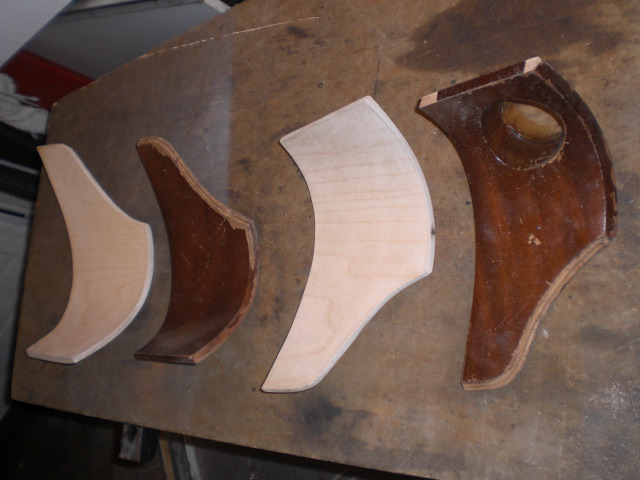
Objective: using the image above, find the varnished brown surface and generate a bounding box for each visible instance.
[12,1,640,479]
[420,59,617,390]
[134,137,258,364]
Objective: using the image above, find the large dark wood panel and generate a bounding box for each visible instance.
[420,59,617,391]
[12,1,640,479]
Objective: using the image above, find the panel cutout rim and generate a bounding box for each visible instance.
[481,99,566,171]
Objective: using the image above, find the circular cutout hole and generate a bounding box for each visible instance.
[481,101,565,170]
[501,102,564,143]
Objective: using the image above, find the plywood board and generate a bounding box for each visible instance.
[11,1,640,479]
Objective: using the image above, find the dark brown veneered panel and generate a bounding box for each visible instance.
[135,137,258,364]
[420,57,617,391]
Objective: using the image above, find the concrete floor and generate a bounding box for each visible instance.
[0,402,165,480]
[0,192,32,419]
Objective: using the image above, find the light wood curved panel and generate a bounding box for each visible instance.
[26,144,153,363]
[263,96,435,392]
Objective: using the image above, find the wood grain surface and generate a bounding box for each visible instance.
[134,137,258,364]
[11,1,640,479]
[263,96,434,392]
[26,144,153,363]
[420,58,617,391]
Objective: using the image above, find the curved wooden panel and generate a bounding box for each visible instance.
[263,96,435,392]
[420,57,617,391]
[26,144,153,364]
[134,137,258,364]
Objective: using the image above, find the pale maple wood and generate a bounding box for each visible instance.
[26,144,153,363]
[262,96,435,392]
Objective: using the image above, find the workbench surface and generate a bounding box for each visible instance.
[12,1,640,478]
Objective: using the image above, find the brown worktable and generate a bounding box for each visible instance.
[12,1,640,478]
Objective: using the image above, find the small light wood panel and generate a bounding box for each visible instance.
[26,144,154,363]
[263,96,435,393]
[420,57,617,391]
[134,137,259,364]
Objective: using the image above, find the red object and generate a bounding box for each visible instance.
[1,50,93,110]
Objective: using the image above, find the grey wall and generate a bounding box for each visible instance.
[26,2,224,79]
